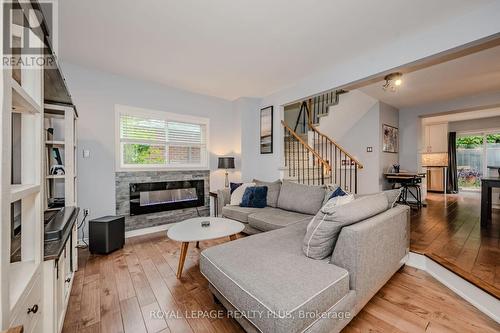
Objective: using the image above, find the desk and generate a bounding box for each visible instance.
[487,166,500,177]
[384,173,426,208]
[480,177,500,227]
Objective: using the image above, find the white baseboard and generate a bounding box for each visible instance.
[124,223,177,238]
[406,252,500,323]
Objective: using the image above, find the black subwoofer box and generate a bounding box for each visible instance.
[89,215,125,254]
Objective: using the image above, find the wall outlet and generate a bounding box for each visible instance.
[83,209,90,216]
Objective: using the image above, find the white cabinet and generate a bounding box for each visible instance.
[44,105,78,211]
[9,273,42,333]
[1,1,44,330]
[424,123,448,153]
[1,2,77,332]
[42,222,78,333]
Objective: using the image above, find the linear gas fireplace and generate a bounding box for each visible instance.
[129,180,204,216]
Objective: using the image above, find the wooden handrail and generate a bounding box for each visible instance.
[306,100,364,169]
[281,121,331,172]
[2,326,23,333]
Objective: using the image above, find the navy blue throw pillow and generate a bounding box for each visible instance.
[230,182,243,194]
[240,186,268,208]
[329,186,347,200]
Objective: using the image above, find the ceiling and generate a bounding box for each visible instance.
[58,0,491,101]
[359,45,500,109]
[422,107,500,124]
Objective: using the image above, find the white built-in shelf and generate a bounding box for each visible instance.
[45,140,65,146]
[11,78,42,114]
[11,23,22,39]
[46,175,65,179]
[9,260,36,310]
[10,184,40,202]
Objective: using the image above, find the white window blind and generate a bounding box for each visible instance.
[118,112,208,169]
[167,122,205,144]
[120,115,166,143]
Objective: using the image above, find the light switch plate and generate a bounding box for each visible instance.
[83,149,90,158]
[366,147,373,152]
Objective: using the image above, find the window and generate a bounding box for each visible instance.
[116,106,208,170]
[456,131,500,191]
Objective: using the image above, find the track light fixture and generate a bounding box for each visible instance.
[382,72,403,92]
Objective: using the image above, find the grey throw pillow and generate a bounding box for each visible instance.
[303,192,389,260]
[355,189,403,209]
[253,179,282,208]
[277,180,326,215]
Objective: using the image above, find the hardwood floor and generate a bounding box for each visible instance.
[63,231,499,333]
[410,192,500,298]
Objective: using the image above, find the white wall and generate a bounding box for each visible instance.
[399,92,500,170]
[318,91,380,193]
[318,90,378,140]
[337,103,380,193]
[238,97,282,182]
[318,94,400,193]
[62,62,241,236]
[239,2,500,183]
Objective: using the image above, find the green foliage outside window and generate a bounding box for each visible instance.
[456,134,500,148]
[123,144,165,165]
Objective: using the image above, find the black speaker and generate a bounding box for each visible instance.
[89,215,125,254]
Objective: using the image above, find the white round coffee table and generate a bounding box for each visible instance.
[167,217,244,278]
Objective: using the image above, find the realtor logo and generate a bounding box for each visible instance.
[2,0,57,68]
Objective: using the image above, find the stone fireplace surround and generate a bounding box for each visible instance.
[115,170,210,231]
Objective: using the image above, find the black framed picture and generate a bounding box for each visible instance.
[383,124,399,153]
[260,106,273,154]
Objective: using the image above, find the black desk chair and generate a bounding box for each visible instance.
[392,177,423,209]
[400,180,422,209]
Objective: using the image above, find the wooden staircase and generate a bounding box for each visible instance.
[283,91,363,193]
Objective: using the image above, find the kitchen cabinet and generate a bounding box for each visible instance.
[427,167,447,192]
[424,123,448,153]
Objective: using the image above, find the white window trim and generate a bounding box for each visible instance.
[114,104,210,172]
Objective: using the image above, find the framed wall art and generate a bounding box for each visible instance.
[260,106,273,154]
[383,124,399,153]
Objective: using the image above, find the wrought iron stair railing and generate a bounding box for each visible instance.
[284,93,363,193]
[282,121,331,186]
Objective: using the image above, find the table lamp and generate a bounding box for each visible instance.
[218,157,235,188]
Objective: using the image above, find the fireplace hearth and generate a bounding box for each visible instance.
[130,180,204,216]
[115,170,209,231]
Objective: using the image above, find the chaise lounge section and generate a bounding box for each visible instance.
[203,181,409,332]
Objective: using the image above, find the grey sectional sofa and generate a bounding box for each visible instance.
[201,181,409,333]
[216,180,326,234]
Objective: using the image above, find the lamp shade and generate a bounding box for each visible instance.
[218,157,235,169]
